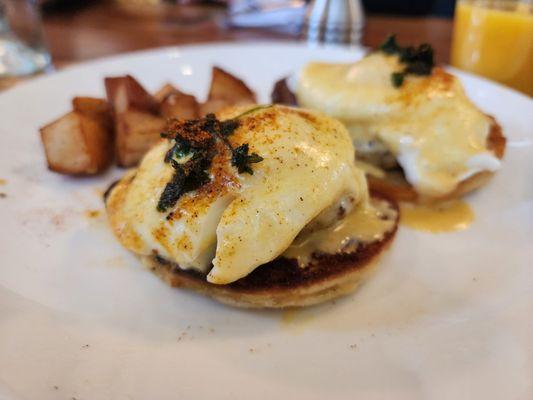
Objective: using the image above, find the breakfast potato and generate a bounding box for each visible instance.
[72,96,109,116]
[105,75,160,114]
[115,111,166,167]
[40,110,113,175]
[105,75,164,167]
[72,97,113,131]
[153,83,178,103]
[153,83,199,119]
[207,66,256,103]
[199,98,233,116]
[160,90,199,120]
[200,66,256,115]
[39,71,257,174]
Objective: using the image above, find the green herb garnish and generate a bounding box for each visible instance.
[156,108,265,212]
[157,170,185,212]
[231,144,264,175]
[378,34,435,88]
[391,72,405,88]
[379,34,402,55]
[157,149,213,212]
[233,104,272,119]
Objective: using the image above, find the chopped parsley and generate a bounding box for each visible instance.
[157,154,211,212]
[379,34,435,88]
[391,72,405,88]
[379,34,401,55]
[156,110,265,212]
[231,144,264,175]
[233,105,272,119]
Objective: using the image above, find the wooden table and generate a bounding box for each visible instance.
[41,2,453,68]
[0,2,453,90]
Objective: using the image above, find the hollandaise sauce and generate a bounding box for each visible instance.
[297,56,501,198]
[400,200,474,233]
[283,199,397,267]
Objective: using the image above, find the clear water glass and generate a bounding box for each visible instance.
[0,0,51,78]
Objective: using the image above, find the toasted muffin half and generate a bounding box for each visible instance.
[105,183,398,308]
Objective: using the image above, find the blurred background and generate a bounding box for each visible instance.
[1,0,532,95]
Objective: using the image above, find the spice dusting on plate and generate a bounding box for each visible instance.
[85,209,101,218]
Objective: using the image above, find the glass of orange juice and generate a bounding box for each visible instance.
[451,0,533,96]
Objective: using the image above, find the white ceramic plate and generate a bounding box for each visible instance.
[0,43,532,400]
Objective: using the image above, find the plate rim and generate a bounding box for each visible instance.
[1,40,531,104]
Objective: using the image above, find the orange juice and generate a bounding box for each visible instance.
[451,0,533,96]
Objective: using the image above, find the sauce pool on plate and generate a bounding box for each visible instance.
[400,200,474,233]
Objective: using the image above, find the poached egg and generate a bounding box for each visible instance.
[106,105,380,285]
[295,52,502,197]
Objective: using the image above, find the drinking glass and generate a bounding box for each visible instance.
[451,0,533,96]
[0,0,51,78]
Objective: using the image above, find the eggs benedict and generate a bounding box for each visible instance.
[105,105,398,308]
[272,36,506,202]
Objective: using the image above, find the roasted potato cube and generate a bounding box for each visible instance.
[105,75,159,115]
[72,97,109,115]
[271,78,297,106]
[199,98,234,116]
[200,66,257,115]
[160,90,199,120]
[154,83,178,103]
[40,111,112,175]
[153,83,199,119]
[72,97,112,130]
[115,111,166,167]
[207,66,256,104]
[105,75,165,167]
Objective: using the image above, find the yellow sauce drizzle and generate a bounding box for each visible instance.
[282,199,397,267]
[400,200,474,233]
